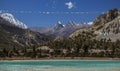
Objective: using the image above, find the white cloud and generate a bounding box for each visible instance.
[65,1,74,9]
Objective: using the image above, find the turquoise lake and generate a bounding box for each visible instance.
[0,60,120,71]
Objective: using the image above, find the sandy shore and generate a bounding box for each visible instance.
[0,57,120,61]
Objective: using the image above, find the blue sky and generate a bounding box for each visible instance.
[0,0,120,27]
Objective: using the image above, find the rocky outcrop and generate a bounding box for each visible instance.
[70,9,120,41]
[93,9,119,26]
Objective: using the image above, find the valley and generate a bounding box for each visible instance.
[0,9,120,60]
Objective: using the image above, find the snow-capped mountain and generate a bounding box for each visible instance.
[0,13,28,29]
[0,15,52,47]
[31,21,92,38]
[53,21,64,30]
[65,21,76,27]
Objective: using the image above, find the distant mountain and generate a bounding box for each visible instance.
[70,8,120,41]
[0,13,28,29]
[53,21,64,31]
[31,21,92,38]
[0,13,53,48]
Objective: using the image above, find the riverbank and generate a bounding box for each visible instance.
[0,57,120,61]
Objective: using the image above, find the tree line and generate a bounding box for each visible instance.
[0,33,120,58]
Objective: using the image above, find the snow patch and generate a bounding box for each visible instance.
[0,13,28,29]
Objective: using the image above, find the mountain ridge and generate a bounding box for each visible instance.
[0,14,53,48]
[0,13,28,29]
[70,8,120,41]
[31,21,92,38]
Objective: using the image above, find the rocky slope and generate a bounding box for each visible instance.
[0,14,52,48]
[94,9,119,26]
[70,8,120,41]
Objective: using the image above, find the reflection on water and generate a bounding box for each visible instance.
[0,60,120,71]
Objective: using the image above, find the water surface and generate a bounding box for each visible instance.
[0,60,120,71]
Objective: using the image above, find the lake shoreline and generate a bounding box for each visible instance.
[0,57,120,61]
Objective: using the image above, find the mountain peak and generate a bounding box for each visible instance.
[65,21,77,27]
[0,13,28,29]
[93,8,119,26]
[54,21,64,30]
[57,21,62,24]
